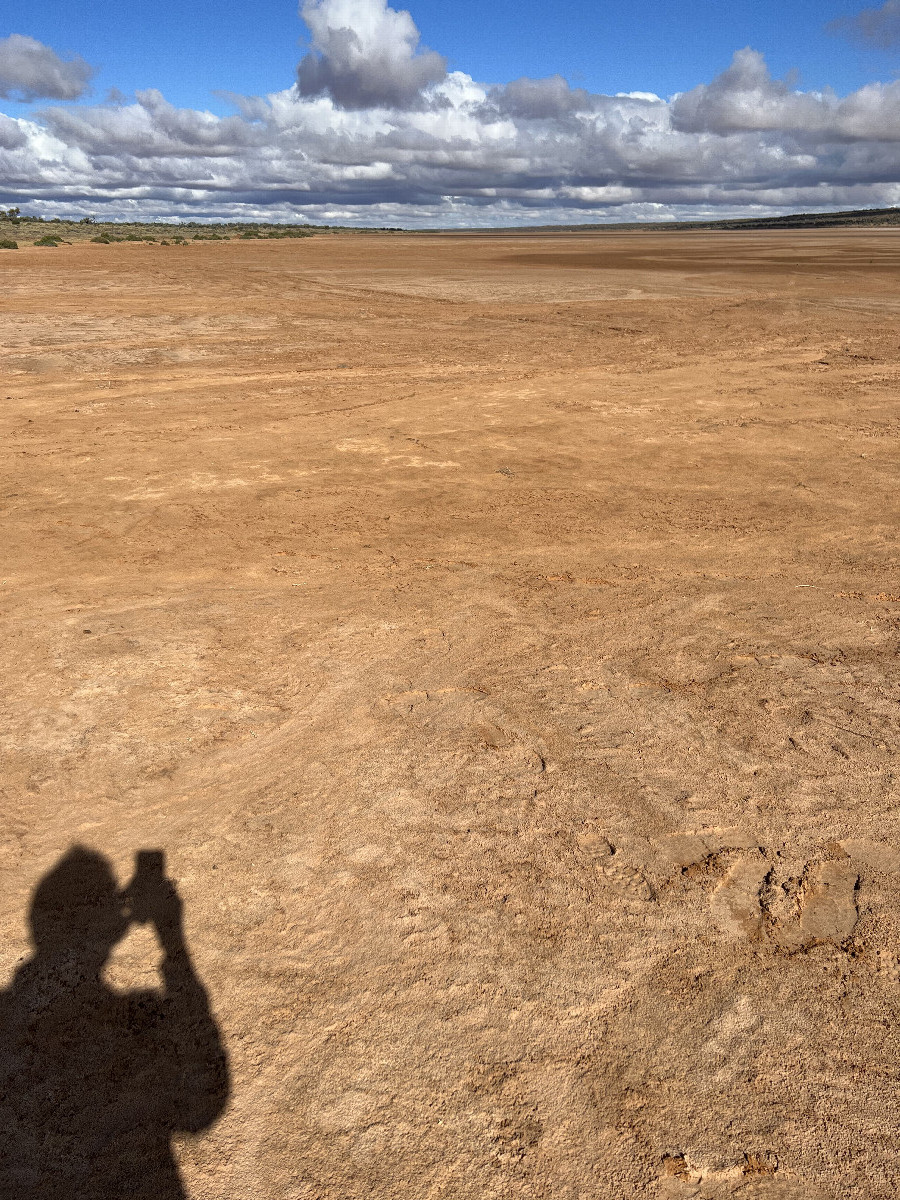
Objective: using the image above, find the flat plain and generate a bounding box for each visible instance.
[2,229,900,1198]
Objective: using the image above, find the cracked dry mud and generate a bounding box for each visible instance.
[2,229,900,1197]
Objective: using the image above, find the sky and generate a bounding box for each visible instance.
[1,0,900,226]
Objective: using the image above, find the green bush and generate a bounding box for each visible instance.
[34,235,61,247]
[0,238,17,249]
[265,228,313,239]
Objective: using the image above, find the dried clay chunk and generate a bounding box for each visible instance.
[838,838,900,876]
[658,1169,828,1200]
[710,855,770,939]
[723,1179,830,1200]
[796,860,858,947]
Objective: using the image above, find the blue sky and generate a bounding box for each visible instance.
[3,0,897,116]
[2,0,900,225]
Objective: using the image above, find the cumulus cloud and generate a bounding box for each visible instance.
[0,34,94,102]
[671,47,900,140]
[3,5,900,226]
[297,0,446,109]
[828,0,900,49]
[672,49,806,133]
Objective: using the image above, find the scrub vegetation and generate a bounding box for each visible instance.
[0,209,379,247]
[2,204,900,248]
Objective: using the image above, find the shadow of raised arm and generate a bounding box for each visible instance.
[134,866,230,1134]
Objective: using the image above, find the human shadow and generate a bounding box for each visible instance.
[0,846,229,1198]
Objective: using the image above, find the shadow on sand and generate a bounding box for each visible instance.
[0,845,229,1197]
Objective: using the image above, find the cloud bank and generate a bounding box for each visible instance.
[0,34,94,102]
[2,2,900,226]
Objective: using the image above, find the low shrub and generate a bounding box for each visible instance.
[34,235,61,247]
[0,238,17,249]
[265,228,313,239]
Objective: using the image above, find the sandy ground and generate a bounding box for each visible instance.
[2,229,900,1198]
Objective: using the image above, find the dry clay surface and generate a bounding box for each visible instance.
[2,230,900,1197]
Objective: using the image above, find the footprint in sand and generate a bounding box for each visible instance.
[576,829,654,901]
[601,859,654,901]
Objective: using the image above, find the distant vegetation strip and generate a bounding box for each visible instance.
[2,204,900,248]
[0,207,403,247]
[663,205,900,231]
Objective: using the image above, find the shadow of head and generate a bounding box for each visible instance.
[29,845,129,966]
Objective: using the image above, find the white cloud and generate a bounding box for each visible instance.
[3,4,900,225]
[671,47,900,140]
[297,0,446,109]
[0,34,94,102]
